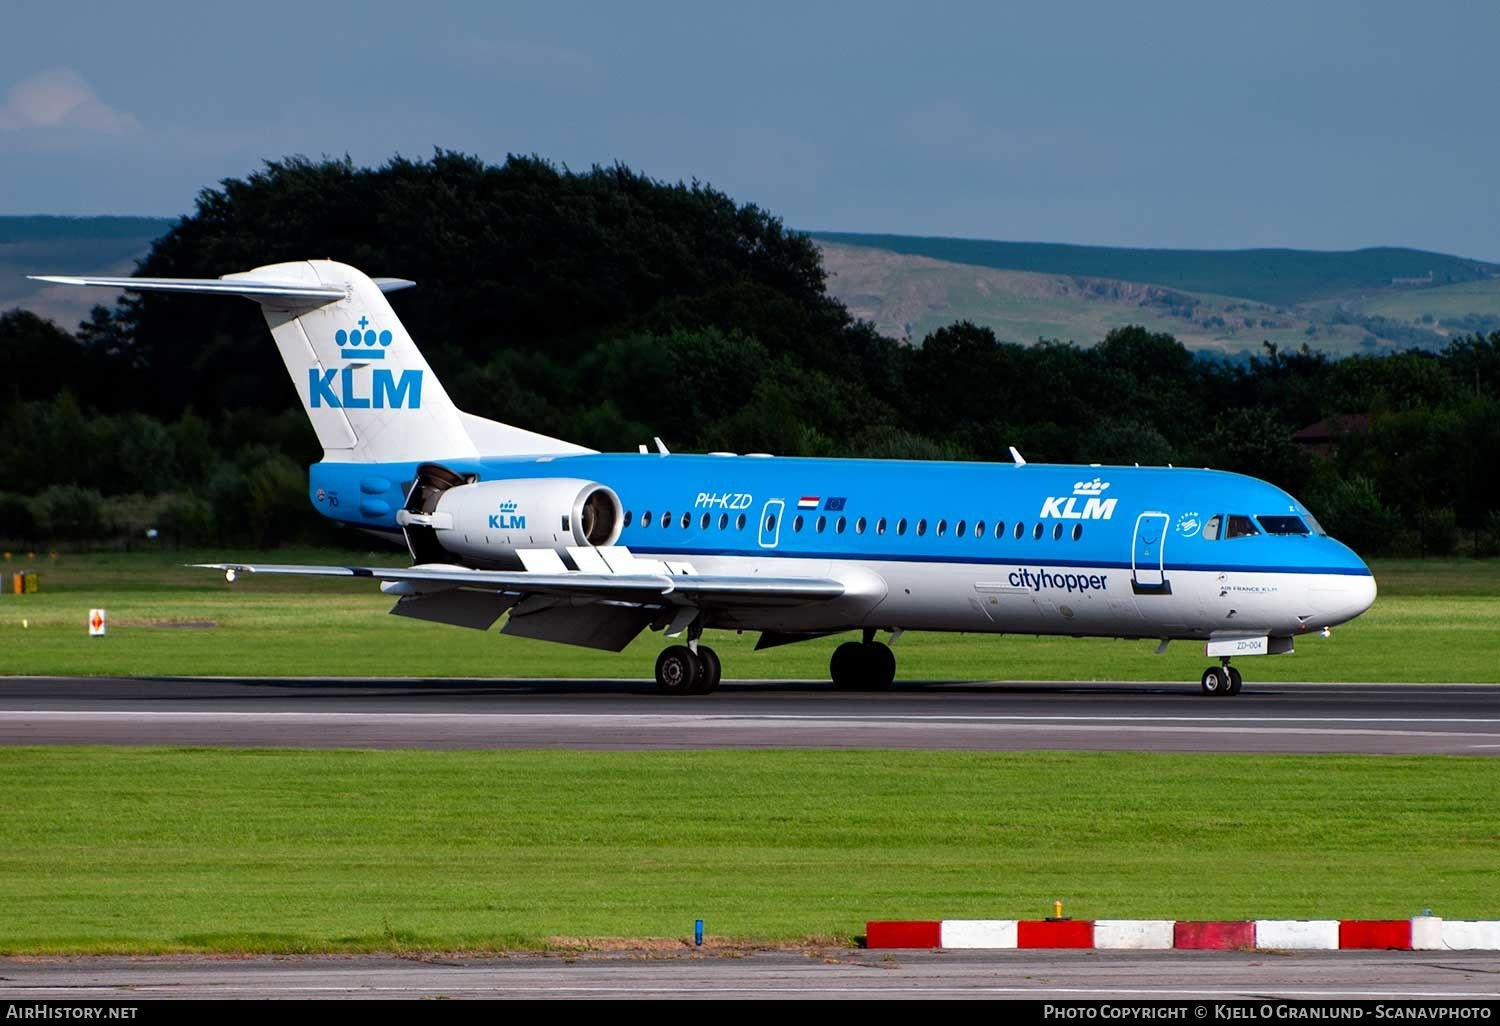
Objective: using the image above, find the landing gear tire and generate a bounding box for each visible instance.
[693,646,722,694]
[1226,666,1243,696]
[1200,666,1229,696]
[656,645,700,695]
[861,641,896,691]
[830,640,896,691]
[830,642,864,691]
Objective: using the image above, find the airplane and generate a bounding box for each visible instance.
[33,260,1377,696]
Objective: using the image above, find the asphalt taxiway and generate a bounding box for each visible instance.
[0,677,1495,754]
[1,951,1498,1000]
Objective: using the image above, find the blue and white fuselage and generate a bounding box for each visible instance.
[309,454,1374,642]
[34,259,1375,695]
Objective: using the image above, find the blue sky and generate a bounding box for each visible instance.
[2,1,1496,259]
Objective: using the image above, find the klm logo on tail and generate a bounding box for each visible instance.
[309,317,423,409]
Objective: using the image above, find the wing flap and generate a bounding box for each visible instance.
[195,562,845,607]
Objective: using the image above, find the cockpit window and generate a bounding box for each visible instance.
[1225,515,1260,539]
[1257,515,1310,536]
[1202,514,1222,541]
[1303,510,1328,536]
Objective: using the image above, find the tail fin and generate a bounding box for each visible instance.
[31,260,589,463]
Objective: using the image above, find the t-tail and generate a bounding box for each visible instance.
[30,260,588,463]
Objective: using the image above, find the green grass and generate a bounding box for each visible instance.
[0,550,1496,682]
[1352,278,1500,322]
[0,747,1494,953]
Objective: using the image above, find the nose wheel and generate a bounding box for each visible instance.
[1200,659,1243,696]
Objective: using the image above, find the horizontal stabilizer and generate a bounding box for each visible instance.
[29,274,346,302]
[31,273,417,301]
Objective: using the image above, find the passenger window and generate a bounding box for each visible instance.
[975,520,985,538]
[661,512,671,529]
[1033,523,1043,540]
[1202,514,1221,541]
[995,521,1005,539]
[897,518,908,536]
[765,513,777,532]
[836,516,847,534]
[681,512,691,529]
[699,513,709,530]
[642,511,653,528]
[1052,523,1063,540]
[936,519,947,537]
[956,520,967,538]
[816,515,826,533]
[718,513,728,530]
[876,517,887,535]
[1072,523,1082,541]
[793,514,804,532]
[736,513,746,530]
[916,518,927,537]
[856,517,867,534]
[623,510,633,527]
[1013,522,1024,539]
[1225,515,1260,539]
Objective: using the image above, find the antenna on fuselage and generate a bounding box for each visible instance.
[1008,446,1026,466]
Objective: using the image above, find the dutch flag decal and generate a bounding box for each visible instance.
[798,496,820,509]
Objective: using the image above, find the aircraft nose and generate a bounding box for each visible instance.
[1311,571,1377,626]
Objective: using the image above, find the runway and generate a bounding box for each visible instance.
[2,951,1498,1000]
[0,677,1496,754]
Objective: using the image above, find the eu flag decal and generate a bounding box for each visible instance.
[824,497,847,511]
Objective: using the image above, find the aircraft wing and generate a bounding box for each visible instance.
[195,561,845,607]
[197,559,847,652]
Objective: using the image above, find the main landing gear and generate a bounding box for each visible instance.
[1200,658,1243,697]
[654,641,721,695]
[829,630,897,691]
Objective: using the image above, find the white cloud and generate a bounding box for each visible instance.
[0,67,139,134]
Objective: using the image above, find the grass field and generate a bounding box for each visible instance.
[0,550,1496,682]
[1351,278,1500,323]
[0,746,1494,953]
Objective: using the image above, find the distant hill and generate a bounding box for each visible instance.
[1,215,175,329]
[9,216,1500,354]
[811,231,1500,310]
[816,242,1393,356]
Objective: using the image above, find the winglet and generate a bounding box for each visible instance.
[1009,446,1026,466]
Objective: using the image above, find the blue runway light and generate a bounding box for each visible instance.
[695,919,704,946]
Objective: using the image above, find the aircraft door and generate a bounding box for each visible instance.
[758,499,785,549]
[1131,511,1171,594]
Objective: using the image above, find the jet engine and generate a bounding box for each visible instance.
[398,463,623,567]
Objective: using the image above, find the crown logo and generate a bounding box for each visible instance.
[1072,477,1110,496]
[335,316,392,360]
[497,501,519,513]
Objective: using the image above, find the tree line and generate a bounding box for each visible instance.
[2,152,1498,556]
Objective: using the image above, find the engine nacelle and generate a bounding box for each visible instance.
[399,477,622,566]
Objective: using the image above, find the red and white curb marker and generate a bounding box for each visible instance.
[865,916,1500,950]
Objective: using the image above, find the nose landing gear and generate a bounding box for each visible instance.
[1200,658,1243,696]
